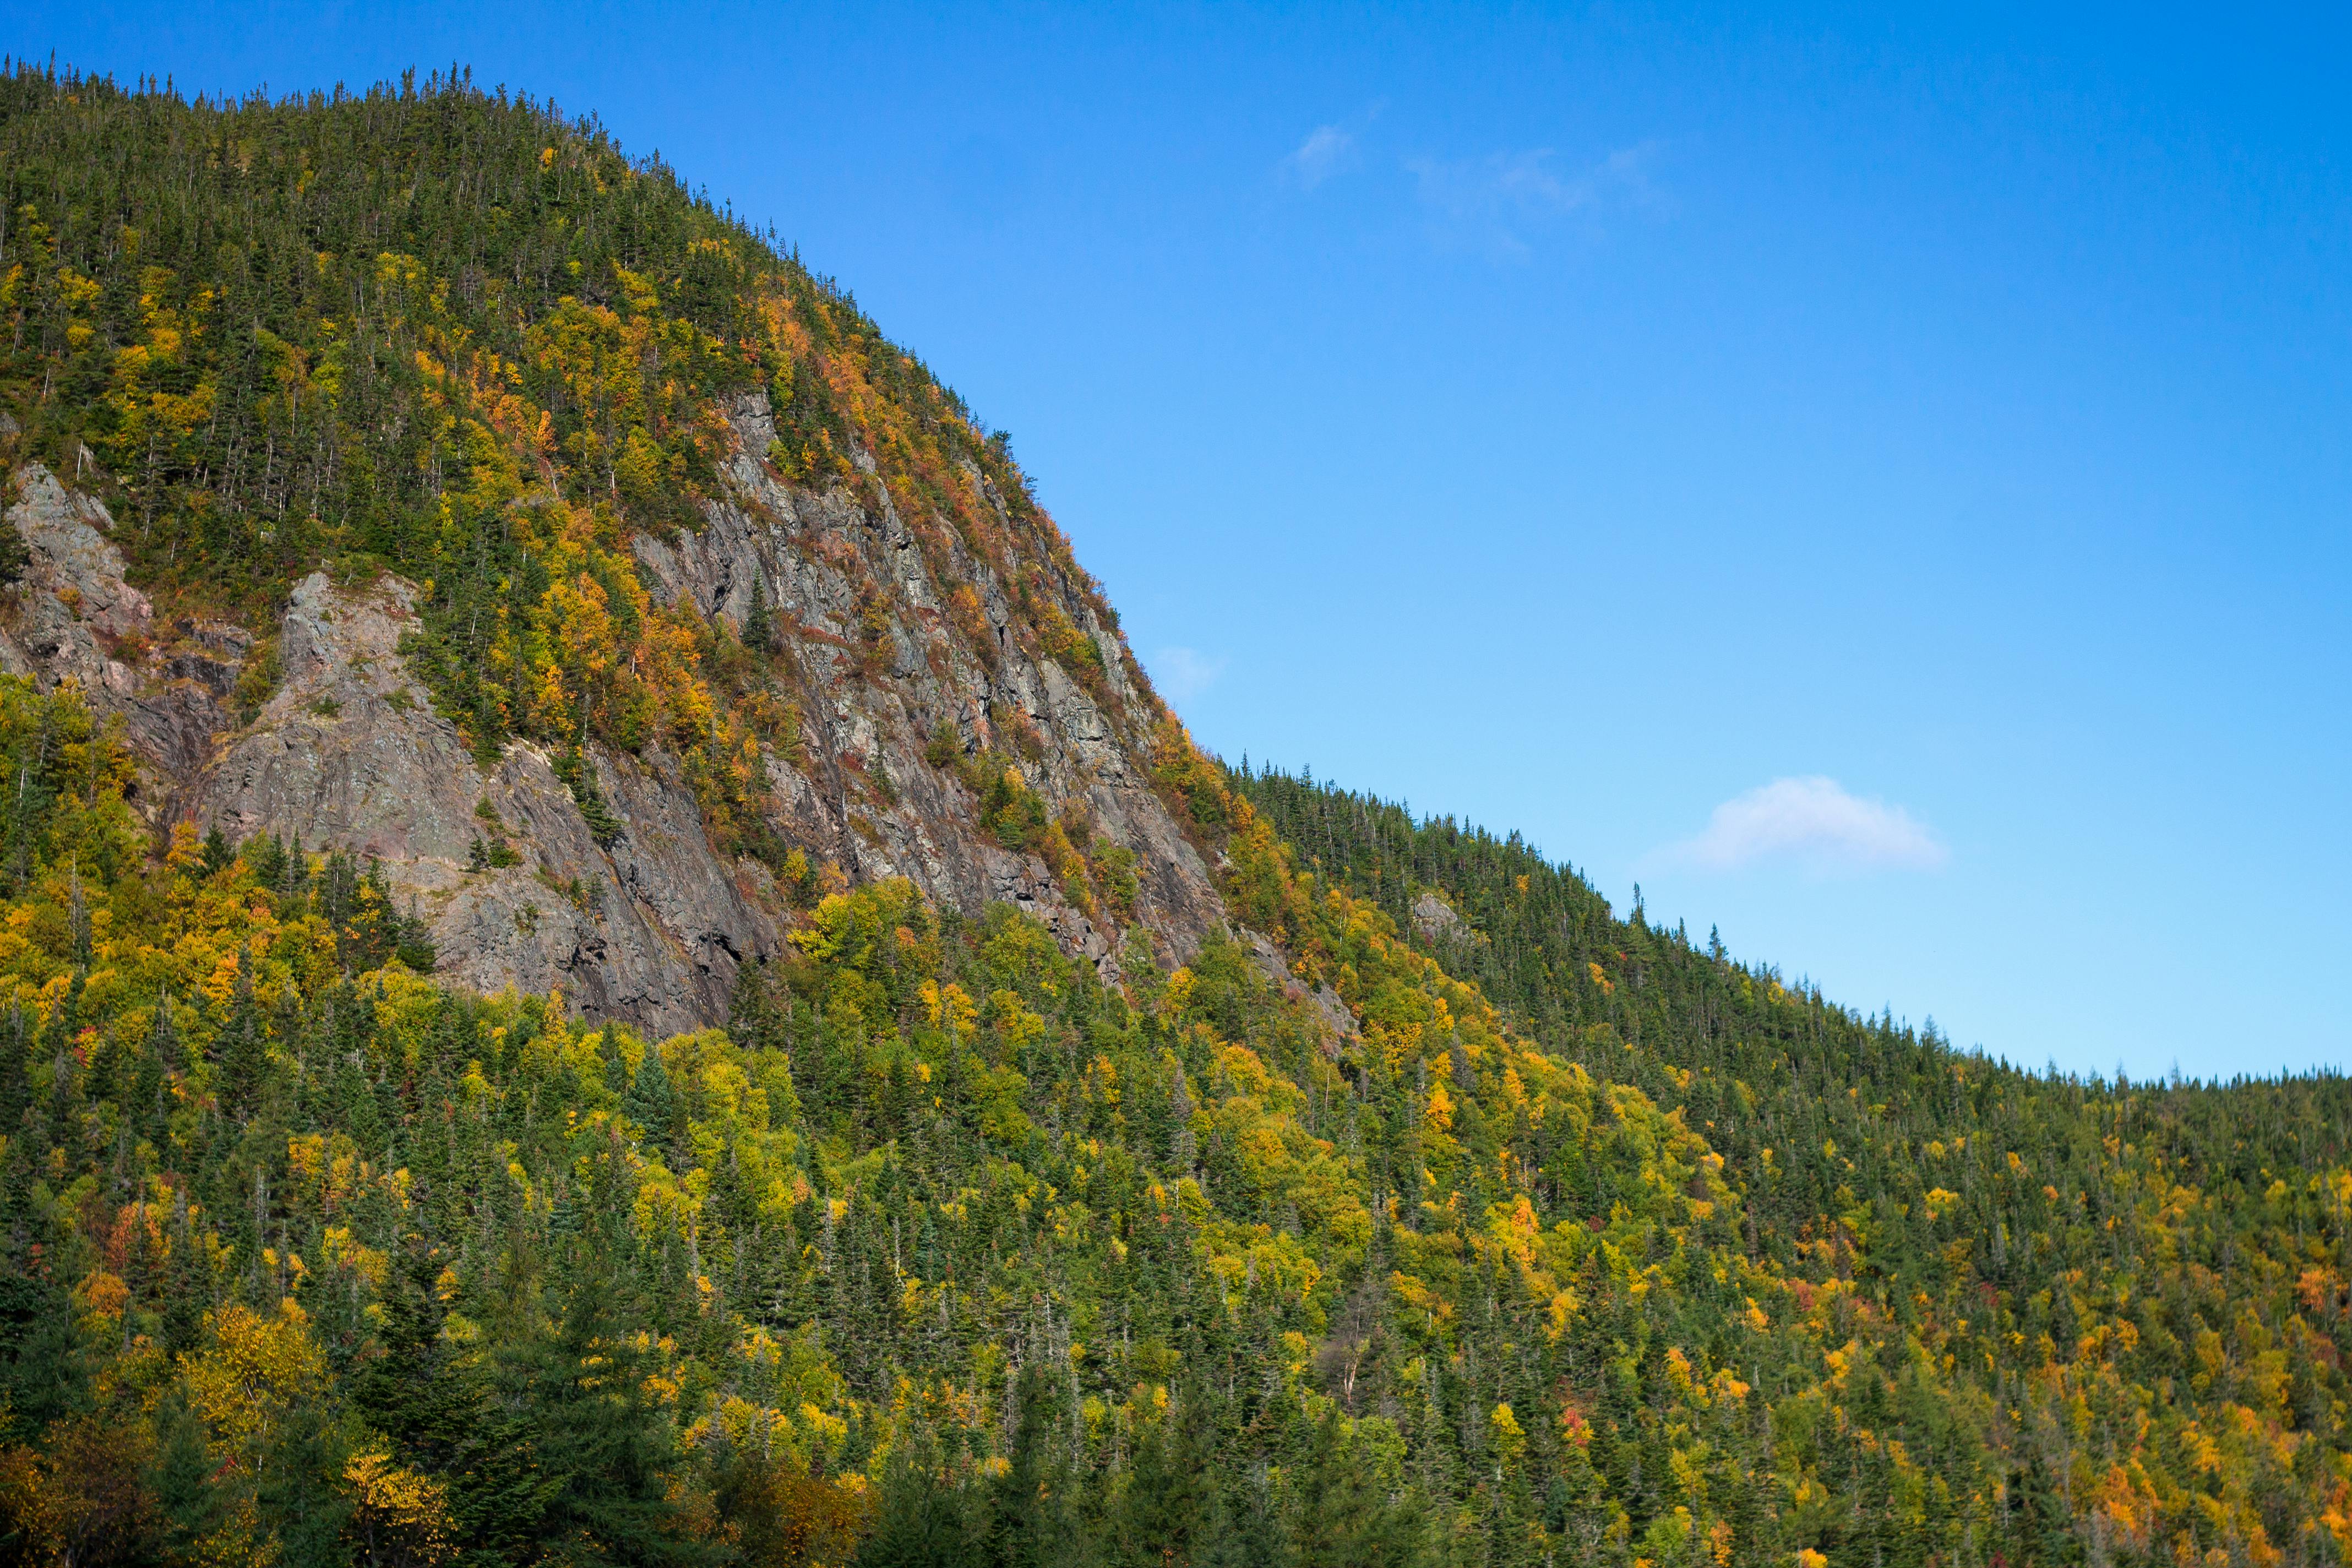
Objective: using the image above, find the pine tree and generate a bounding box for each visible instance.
[217,966,269,1125]
[624,1045,678,1141]
[0,1273,84,1442]
[978,1363,1084,1568]
[853,1442,979,1568]
[146,1392,228,1564]
[499,1262,707,1565]
[201,825,236,878]
[354,1251,552,1559]
[743,576,777,654]
[1109,1418,1209,1567]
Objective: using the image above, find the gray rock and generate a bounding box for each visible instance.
[196,571,780,1039]
[8,462,151,635]
[634,391,1225,972]
[1245,931,1357,1049]
[2,463,224,791]
[1413,890,1470,944]
[0,404,1235,1033]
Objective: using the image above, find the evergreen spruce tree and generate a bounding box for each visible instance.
[1110,1418,1210,1567]
[146,1392,229,1564]
[201,825,237,878]
[0,1273,84,1443]
[500,1262,707,1566]
[743,577,777,654]
[217,966,269,1126]
[980,1364,1084,1568]
[355,1251,552,1559]
[853,1442,980,1568]
[624,1043,679,1148]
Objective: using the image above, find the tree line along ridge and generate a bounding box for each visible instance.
[0,62,2345,1568]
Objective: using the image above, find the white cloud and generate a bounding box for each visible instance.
[1408,148,1577,218]
[1283,124,1355,188]
[1150,646,1228,704]
[1665,776,1948,873]
[1408,139,1664,257]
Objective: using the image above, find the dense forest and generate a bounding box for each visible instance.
[0,63,2348,1568]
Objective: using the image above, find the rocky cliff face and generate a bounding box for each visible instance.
[1,411,1226,1038]
[631,394,1222,967]
[192,569,781,1037]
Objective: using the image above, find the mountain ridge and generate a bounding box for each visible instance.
[0,64,2343,1568]
[0,62,1229,1036]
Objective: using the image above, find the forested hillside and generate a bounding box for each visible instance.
[0,57,1071,728]
[1229,763,2352,1565]
[0,63,2346,1568]
[0,57,1223,1035]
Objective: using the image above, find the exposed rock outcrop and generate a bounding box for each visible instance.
[1,406,1231,1037]
[1,464,227,784]
[1413,889,1470,945]
[192,571,778,1038]
[629,393,1223,973]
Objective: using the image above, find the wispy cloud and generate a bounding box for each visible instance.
[1150,646,1228,705]
[1664,777,1948,874]
[1282,124,1356,189]
[1408,139,1665,257]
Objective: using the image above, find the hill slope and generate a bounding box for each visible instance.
[0,62,1221,1038]
[0,66,2347,1568]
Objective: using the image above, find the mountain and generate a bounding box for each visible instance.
[0,64,1221,1040]
[0,65,2348,1568]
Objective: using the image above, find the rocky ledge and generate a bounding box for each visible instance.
[1,422,1231,1037]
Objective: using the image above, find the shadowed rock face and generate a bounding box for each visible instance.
[192,570,778,1038]
[1,418,1227,1036]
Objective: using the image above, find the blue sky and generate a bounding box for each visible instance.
[16,3,2349,1081]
